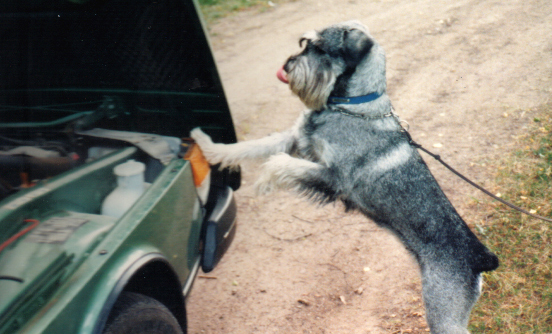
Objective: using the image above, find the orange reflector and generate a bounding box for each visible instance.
[183,142,211,187]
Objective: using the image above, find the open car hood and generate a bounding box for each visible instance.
[0,0,237,144]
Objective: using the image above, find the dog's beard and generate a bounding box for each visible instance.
[287,57,336,110]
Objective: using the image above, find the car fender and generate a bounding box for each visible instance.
[85,251,187,334]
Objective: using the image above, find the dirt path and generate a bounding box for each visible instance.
[187,0,552,333]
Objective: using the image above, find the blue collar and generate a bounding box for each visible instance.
[327,92,381,105]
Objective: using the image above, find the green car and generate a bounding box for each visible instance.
[0,0,240,333]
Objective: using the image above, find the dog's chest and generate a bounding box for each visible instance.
[297,111,355,164]
[296,131,327,163]
[295,114,331,163]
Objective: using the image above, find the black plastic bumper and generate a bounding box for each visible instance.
[201,186,237,273]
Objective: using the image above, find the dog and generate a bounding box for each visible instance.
[191,21,499,334]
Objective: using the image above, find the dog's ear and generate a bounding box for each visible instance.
[342,29,374,68]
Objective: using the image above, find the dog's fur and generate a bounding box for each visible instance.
[191,21,499,334]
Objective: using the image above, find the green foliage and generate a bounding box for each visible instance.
[197,0,277,23]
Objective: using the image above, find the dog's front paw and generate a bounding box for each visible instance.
[190,128,225,165]
[254,153,301,195]
[254,154,285,195]
[190,127,214,147]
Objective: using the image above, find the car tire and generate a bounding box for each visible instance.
[103,292,184,334]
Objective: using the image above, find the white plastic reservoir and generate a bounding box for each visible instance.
[101,159,146,218]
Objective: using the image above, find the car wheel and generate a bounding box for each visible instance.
[103,292,184,334]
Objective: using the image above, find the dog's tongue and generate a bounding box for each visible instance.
[276,66,289,84]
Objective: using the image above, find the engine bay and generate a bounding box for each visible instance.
[0,130,84,201]
[0,94,190,204]
[0,126,179,204]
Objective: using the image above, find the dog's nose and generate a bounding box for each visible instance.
[277,65,289,84]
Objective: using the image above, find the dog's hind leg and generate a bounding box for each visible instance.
[420,258,482,334]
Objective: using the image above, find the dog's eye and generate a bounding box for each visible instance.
[311,44,326,55]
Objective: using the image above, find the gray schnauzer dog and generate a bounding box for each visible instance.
[191,21,499,334]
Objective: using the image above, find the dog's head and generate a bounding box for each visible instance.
[278,21,386,110]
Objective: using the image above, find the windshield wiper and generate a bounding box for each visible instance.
[0,96,125,129]
[0,111,93,128]
[73,96,126,131]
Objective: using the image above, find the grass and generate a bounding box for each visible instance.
[469,104,552,333]
[197,0,280,23]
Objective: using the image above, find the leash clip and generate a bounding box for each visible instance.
[399,120,410,132]
[390,110,410,132]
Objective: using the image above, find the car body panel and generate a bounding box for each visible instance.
[0,149,202,333]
